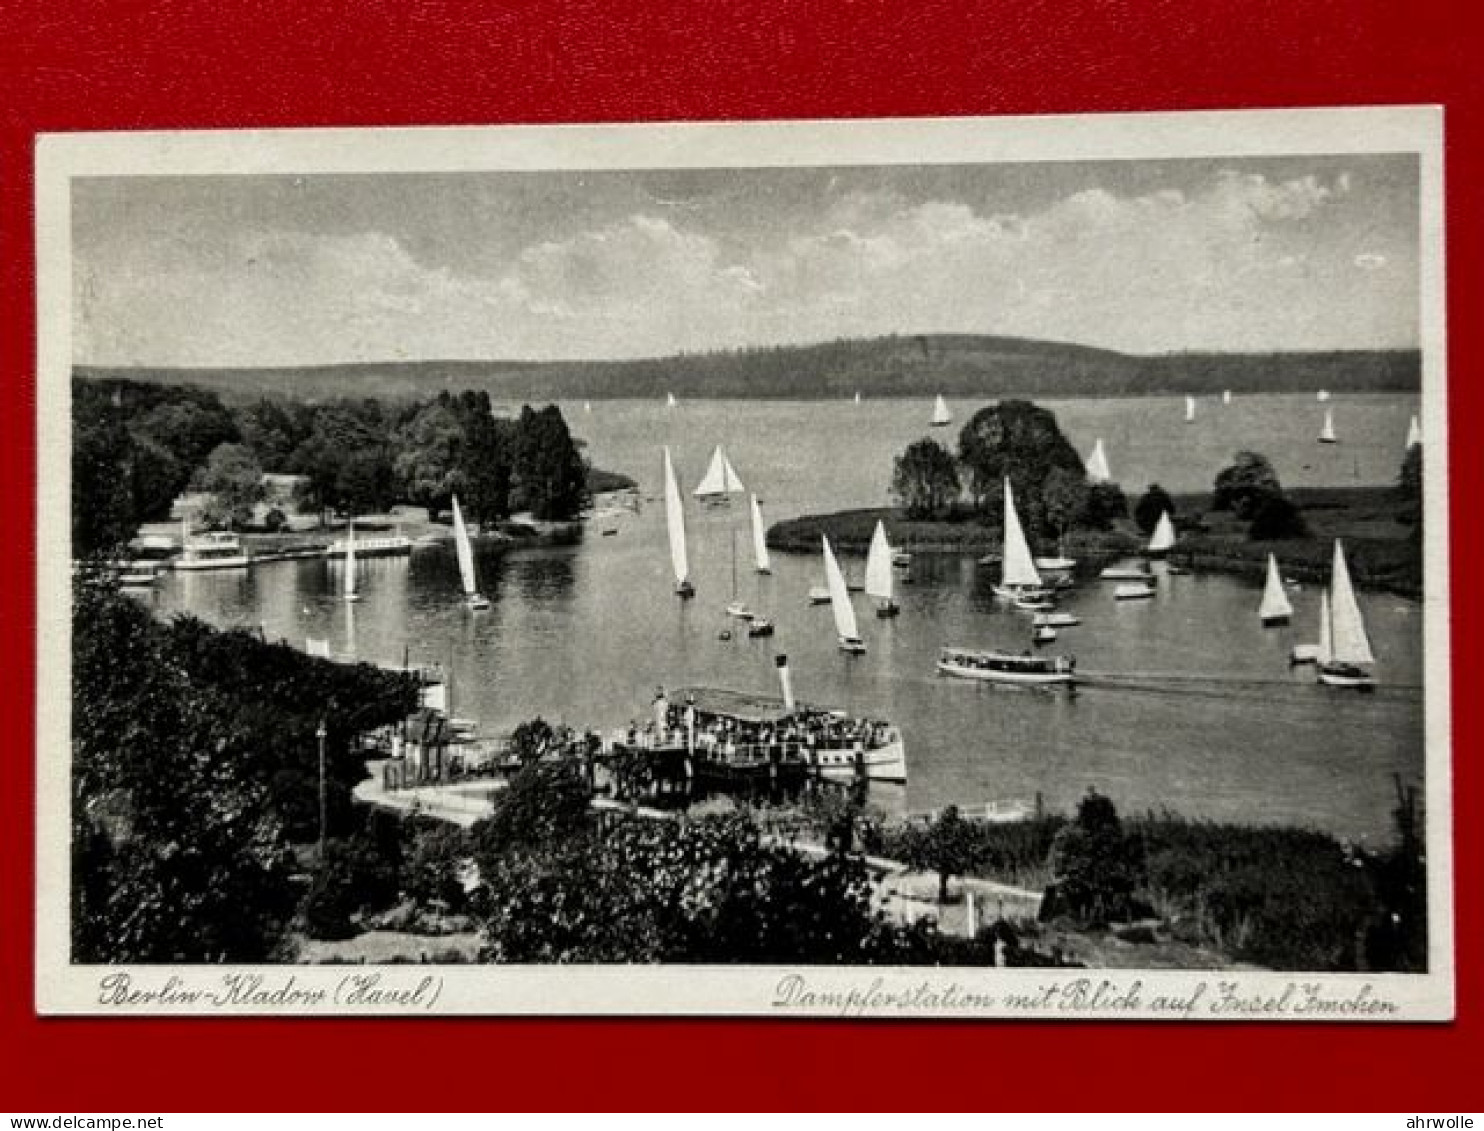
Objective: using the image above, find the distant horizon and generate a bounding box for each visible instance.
[72,332,1421,376]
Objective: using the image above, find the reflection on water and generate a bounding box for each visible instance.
[149,395,1425,842]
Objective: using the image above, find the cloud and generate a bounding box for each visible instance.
[75,167,1412,365]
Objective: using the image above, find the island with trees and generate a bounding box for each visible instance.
[769,397,1423,597]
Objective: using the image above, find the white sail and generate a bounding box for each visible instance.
[694,445,745,497]
[931,394,952,427]
[821,536,861,642]
[1000,478,1042,589]
[1329,540,1376,665]
[343,520,358,598]
[1258,553,1293,622]
[854,391,862,405]
[1085,438,1111,483]
[1316,589,1334,665]
[1317,389,1331,402]
[749,493,771,573]
[864,521,894,601]
[451,495,479,598]
[1147,511,1176,554]
[1319,409,1336,442]
[1407,414,1422,449]
[663,448,691,587]
[1222,390,1232,405]
[1184,395,1196,422]
[666,392,678,408]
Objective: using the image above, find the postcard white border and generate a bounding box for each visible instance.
[35,107,1453,1018]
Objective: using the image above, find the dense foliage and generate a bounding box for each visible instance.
[891,438,961,519]
[1132,484,1176,536]
[72,379,594,553]
[71,575,419,961]
[956,400,1087,532]
[1211,451,1309,540]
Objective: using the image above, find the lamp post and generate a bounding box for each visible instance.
[316,718,328,859]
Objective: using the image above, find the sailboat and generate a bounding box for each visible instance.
[1291,590,1329,665]
[822,535,866,653]
[865,520,899,618]
[693,445,745,503]
[1406,414,1422,449]
[666,392,678,409]
[749,494,771,575]
[993,478,1051,608]
[451,495,489,610]
[853,391,862,406]
[341,519,362,603]
[584,401,592,413]
[1147,511,1177,557]
[662,447,695,598]
[1085,438,1111,484]
[1317,389,1331,402]
[930,394,952,428]
[1318,540,1376,688]
[1184,395,1197,423]
[746,506,775,634]
[1222,390,1232,406]
[1258,553,1293,626]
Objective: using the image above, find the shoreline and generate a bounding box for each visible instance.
[767,486,1422,599]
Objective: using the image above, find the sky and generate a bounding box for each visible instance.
[72,154,1420,367]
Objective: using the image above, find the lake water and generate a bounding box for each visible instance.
[147,393,1426,842]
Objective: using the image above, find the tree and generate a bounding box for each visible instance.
[195,443,265,530]
[291,401,395,517]
[956,400,1085,534]
[471,759,593,865]
[1133,484,1175,536]
[393,397,468,517]
[896,806,982,903]
[1041,465,1090,544]
[1213,451,1283,520]
[891,438,961,519]
[1248,494,1309,540]
[72,407,138,557]
[1079,481,1129,530]
[1046,790,1145,926]
[511,405,588,521]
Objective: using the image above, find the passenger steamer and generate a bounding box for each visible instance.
[937,646,1076,686]
[614,658,907,783]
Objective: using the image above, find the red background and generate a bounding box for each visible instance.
[1,0,1477,1111]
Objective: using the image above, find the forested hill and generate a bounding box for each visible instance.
[76,334,1420,402]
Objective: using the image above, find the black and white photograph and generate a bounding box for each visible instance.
[36,109,1451,1017]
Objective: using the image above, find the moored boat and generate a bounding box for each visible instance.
[993,478,1052,604]
[623,661,906,783]
[1317,540,1376,689]
[1032,624,1058,644]
[662,447,695,599]
[340,519,363,603]
[1085,438,1111,484]
[1318,408,1338,444]
[451,495,489,610]
[1258,553,1293,626]
[326,532,412,558]
[1115,580,1158,600]
[807,585,831,605]
[1099,563,1154,581]
[1146,511,1177,557]
[822,535,866,653]
[930,394,952,428]
[864,520,899,618]
[1034,611,1081,628]
[937,646,1076,685]
[176,518,251,571]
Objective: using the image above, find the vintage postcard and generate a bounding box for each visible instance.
[36,107,1451,1017]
